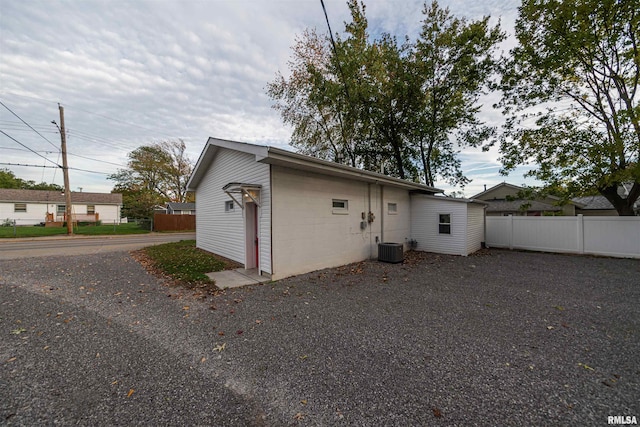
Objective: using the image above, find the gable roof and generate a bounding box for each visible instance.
[167,202,195,210]
[0,189,122,204]
[572,195,615,210]
[471,182,524,200]
[471,182,584,208]
[187,137,443,194]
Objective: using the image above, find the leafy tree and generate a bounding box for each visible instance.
[413,2,504,187]
[109,140,193,218]
[498,0,639,215]
[267,0,503,187]
[0,168,63,191]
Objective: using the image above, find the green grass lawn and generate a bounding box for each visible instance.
[0,222,150,238]
[142,240,236,290]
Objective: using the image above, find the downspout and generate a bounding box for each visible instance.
[368,183,372,259]
[380,185,384,244]
[269,164,274,278]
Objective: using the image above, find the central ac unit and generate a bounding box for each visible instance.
[378,242,404,263]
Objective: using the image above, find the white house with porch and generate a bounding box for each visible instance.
[187,138,486,280]
[0,189,122,225]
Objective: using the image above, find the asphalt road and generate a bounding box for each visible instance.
[1,249,639,425]
[0,232,195,260]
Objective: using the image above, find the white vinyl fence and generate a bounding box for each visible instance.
[486,215,640,259]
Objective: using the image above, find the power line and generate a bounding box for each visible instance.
[67,152,126,167]
[0,129,61,167]
[0,100,60,151]
[0,162,59,168]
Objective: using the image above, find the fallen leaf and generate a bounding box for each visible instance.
[255,319,262,324]
[299,355,308,360]
[432,407,443,418]
[236,330,243,335]
[6,357,17,363]
[218,331,225,336]
[300,399,307,405]
[10,328,27,335]
[547,326,555,330]
[293,412,304,420]
[127,389,135,398]
[200,357,207,363]
[214,343,226,352]
[183,306,190,310]
[578,362,595,371]
[112,380,118,385]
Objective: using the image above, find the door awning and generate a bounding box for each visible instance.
[222,182,261,209]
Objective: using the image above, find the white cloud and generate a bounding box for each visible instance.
[1,0,523,194]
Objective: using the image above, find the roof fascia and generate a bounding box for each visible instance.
[262,147,442,193]
[187,137,269,190]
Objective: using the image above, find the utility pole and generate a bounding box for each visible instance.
[58,104,73,236]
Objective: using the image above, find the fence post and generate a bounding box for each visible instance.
[508,214,513,250]
[577,214,584,254]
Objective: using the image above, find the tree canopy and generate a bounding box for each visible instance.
[498,0,639,215]
[109,140,193,218]
[0,168,63,191]
[267,0,503,188]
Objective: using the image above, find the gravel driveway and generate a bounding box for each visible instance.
[1,249,638,426]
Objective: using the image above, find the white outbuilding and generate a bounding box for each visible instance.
[187,138,485,280]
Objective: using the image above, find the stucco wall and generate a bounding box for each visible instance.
[380,186,411,248]
[271,166,389,279]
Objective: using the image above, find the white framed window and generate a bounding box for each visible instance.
[388,202,398,214]
[224,200,234,212]
[87,205,95,214]
[57,205,66,214]
[438,213,451,234]
[14,203,26,213]
[332,199,348,214]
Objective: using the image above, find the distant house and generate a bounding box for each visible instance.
[187,138,486,280]
[572,195,618,216]
[0,189,122,225]
[471,183,580,216]
[473,182,639,216]
[166,202,195,215]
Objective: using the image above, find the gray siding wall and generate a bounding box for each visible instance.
[410,195,469,256]
[195,148,271,274]
[466,203,485,254]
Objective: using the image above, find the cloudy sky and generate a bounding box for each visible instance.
[1,0,533,197]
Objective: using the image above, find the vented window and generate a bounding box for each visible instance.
[87,205,95,214]
[388,203,398,214]
[57,205,66,214]
[332,199,348,214]
[14,203,26,213]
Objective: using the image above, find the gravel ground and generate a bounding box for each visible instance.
[1,249,638,426]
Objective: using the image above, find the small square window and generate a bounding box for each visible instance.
[87,205,95,214]
[14,203,26,213]
[438,213,451,234]
[57,205,66,214]
[332,199,348,214]
[388,203,397,214]
[224,200,234,212]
